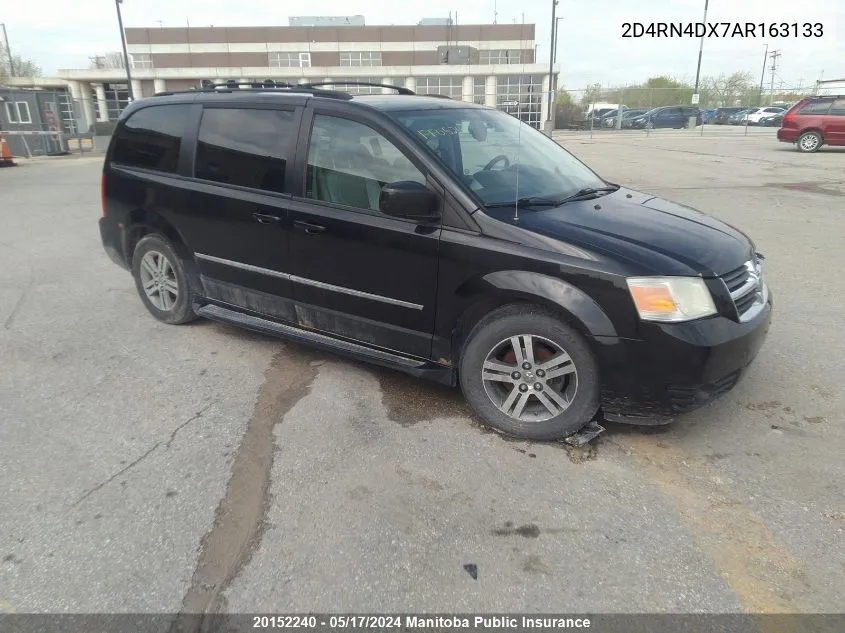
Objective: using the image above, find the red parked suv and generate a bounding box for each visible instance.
[777,95,845,152]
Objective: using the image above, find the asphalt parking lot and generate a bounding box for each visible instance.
[1,132,843,620]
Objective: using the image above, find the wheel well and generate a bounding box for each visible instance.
[126,209,186,263]
[799,128,824,140]
[451,296,590,364]
[124,210,203,294]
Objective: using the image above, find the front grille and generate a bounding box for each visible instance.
[720,258,765,321]
[734,290,758,315]
[668,370,742,412]
[721,264,750,294]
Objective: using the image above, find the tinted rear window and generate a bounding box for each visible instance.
[194,108,295,194]
[829,99,845,116]
[111,105,189,173]
[798,100,833,115]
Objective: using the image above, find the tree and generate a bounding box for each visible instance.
[576,76,695,110]
[641,76,693,107]
[580,83,603,107]
[554,88,582,128]
[0,54,42,81]
[699,72,753,107]
[89,52,127,70]
[769,90,808,104]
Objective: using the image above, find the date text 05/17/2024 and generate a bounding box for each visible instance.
[622,22,823,38]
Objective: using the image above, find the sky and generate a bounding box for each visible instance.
[3,0,843,90]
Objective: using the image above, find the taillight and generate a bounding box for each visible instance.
[782,105,800,126]
[101,172,107,217]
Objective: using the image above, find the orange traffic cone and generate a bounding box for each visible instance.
[0,135,16,167]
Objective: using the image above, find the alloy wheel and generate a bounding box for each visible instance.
[800,134,820,152]
[481,334,578,422]
[139,250,179,311]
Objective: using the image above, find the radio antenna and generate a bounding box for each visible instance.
[512,15,529,225]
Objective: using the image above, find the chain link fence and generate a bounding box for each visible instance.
[1,82,820,160]
[552,86,816,136]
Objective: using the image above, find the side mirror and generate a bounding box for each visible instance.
[379,181,441,223]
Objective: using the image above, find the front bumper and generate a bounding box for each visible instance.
[593,289,773,423]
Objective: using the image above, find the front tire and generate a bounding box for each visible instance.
[796,131,822,153]
[459,305,600,441]
[131,234,198,324]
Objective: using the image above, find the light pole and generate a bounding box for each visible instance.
[1,23,14,77]
[545,0,559,134]
[692,0,709,102]
[758,43,768,106]
[114,0,135,101]
[554,17,564,63]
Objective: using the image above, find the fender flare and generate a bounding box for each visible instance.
[123,208,202,293]
[459,270,618,339]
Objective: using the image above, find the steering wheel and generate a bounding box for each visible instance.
[483,154,510,171]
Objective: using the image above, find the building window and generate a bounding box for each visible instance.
[416,76,463,100]
[4,101,32,124]
[269,52,311,68]
[497,75,542,128]
[479,50,523,65]
[131,54,154,69]
[329,78,383,94]
[103,83,130,121]
[339,51,382,67]
[473,77,486,104]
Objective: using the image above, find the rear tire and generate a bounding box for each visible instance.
[459,305,600,441]
[131,234,198,325]
[796,131,822,153]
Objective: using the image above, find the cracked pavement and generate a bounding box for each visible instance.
[0,133,843,623]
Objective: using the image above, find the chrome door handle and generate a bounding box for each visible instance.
[293,220,327,234]
[253,213,281,224]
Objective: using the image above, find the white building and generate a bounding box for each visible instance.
[7,17,559,132]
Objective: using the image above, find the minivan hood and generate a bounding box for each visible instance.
[513,188,752,276]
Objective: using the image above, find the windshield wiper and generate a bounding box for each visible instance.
[484,196,567,209]
[555,185,620,205]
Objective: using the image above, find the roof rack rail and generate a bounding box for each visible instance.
[303,81,415,95]
[154,79,353,100]
[420,93,452,99]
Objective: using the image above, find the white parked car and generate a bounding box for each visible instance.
[746,106,785,125]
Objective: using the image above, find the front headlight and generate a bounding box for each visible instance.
[626,277,717,322]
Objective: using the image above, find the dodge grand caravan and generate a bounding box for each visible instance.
[99,81,772,440]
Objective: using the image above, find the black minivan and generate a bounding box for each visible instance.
[100,82,772,440]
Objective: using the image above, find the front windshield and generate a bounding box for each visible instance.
[391,108,605,206]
